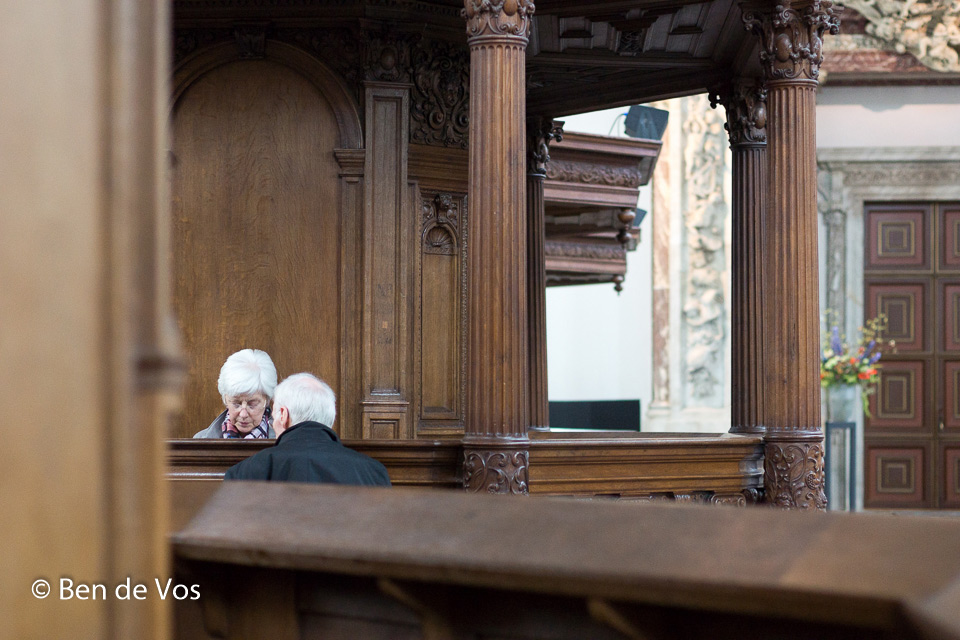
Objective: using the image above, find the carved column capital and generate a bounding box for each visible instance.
[764,438,827,509]
[742,1,842,83]
[710,80,767,147]
[527,117,564,177]
[463,439,530,494]
[463,0,536,42]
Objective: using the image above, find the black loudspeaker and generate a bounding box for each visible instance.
[624,105,669,140]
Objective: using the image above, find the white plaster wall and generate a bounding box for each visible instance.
[817,85,960,148]
[545,107,654,416]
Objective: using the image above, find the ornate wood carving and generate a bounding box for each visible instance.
[745,1,841,510]
[742,0,842,83]
[411,40,470,149]
[365,34,412,83]
[422,193,460,255]
[711,80,767,436]
[544,160,644,188]
[545,241,625,260]
[463,444,530,494]
[234,23,268,59]
[764,441,827,510]
[463,0,536,40]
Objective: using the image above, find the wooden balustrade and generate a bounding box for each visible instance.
[172,482,960,640]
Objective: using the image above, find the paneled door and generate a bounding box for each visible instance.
[864,202,960,508]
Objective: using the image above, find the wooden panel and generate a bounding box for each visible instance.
[941,442,960,508]
[418,190,466,431]
[865,203,931,271]
[867,361,926,431]
[865,443,929,507]
[939,204,960,271]
[171,59,341,436]
[362,83,412,437]
[943,362,960,434]
[865,281,926,351]
[942,282,960,352]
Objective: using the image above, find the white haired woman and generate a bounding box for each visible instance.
[193,349,278,439]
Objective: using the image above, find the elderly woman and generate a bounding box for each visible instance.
[193,349,278,439]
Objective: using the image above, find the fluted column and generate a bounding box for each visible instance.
[462,0,534,493]
[742,0,841,509]
[526,117,563,433]
[711,81,768,436]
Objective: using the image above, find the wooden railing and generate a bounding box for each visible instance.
[172,482,960,640]
[168,431,764,527]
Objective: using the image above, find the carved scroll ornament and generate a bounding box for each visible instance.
[764,442,827,509]
[463,0,536,41]
[710,81,767,146]
[411,41,470,149]
[743,1,843,81]
[464,448,529,494]
[544,161,644,188]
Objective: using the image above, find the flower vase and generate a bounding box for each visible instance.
[824,384,859,425]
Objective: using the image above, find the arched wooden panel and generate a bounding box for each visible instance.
[171,59,341,436]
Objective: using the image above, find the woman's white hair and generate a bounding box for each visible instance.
[217,349,278,399]
[273,373,337,427]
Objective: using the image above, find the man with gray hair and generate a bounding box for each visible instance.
[224,373,391,486]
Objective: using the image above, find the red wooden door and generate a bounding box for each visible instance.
[864,202,960,508]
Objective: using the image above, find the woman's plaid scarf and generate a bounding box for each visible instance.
[221,413,270,439]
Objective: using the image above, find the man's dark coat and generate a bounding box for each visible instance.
[224,421,391,486]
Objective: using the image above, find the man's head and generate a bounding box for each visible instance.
[271,373,337,436]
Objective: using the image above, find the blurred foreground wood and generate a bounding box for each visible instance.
[172,483,960,640]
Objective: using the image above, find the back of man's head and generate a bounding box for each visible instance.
[273,373,337,428]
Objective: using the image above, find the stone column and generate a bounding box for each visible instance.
[462,0,535,493]
[711,81,768,436]
[526,117,562,433]
[742,0,841,509]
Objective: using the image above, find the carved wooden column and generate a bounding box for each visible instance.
[743,0,841,509]
[462,0,534,493]
[526,117,562,433]
[712,81,768,436]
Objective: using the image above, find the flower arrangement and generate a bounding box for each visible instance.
[820,311,895,416]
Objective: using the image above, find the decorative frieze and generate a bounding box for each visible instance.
[742,0,842,82]
[544,241,625,260]
[463,0,536,41]
[544,161,644,188]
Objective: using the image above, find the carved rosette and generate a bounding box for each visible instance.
[743,1,843,82]
[764,441,827,509]
[710,81,767,147]
[463,0,536,42]
[365,35,412,83]
[463,445,529,494]
[527,117,564,177]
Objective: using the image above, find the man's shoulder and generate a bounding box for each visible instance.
[223,446,276,480]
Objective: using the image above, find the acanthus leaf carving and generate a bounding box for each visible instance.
[709,80,767,146]
[462,0,536,41]
[410,40,470,149]
[743,1,843,82]
[764,442,827,510]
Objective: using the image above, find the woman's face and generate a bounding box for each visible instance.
[223,392,268,434]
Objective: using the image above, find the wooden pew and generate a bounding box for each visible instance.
[172,483,960,640]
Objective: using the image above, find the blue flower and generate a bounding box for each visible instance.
[830,326,842,355]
